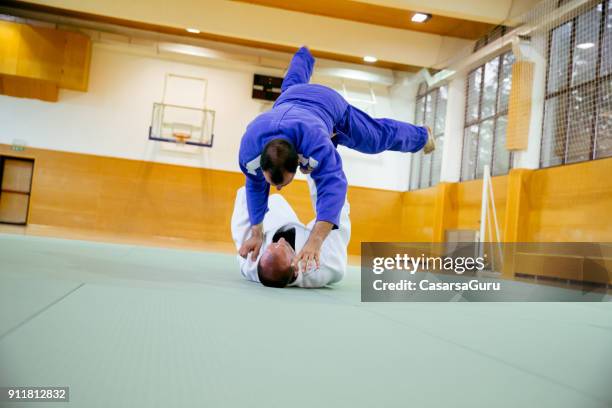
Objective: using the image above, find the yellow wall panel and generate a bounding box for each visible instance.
[451,176,507,239]
[525,159,612,242]
[506,61,534,151]
[0,20,91,100]
[401,186,437,242]
[514,252,584,281]
[60,31,92,91]
[0,145,413,255]
[16,25,66,83]
[0,192,30,224]
[0,20,20,75]
[0,74,59,102]
[1,145,611,261]
[503,169,532,242]
[2,158,33,192]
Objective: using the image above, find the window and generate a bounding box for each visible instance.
[541,2,612,167]
[410,83,447,190]
[461,51,515,181]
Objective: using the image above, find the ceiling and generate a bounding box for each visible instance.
[2,0,536,71]
[232,0,496,40]
[345,0,535,24]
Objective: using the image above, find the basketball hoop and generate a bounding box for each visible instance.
[172,132,191,145]
[149,101,215,148]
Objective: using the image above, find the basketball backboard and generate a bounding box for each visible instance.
[148,74,215,148]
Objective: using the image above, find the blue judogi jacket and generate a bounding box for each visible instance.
[238,47,348,227]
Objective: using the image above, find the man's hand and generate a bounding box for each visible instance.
[294,237,322,272]
[239,224,263,261]
[299,165,314,175]
[293,221,333,273]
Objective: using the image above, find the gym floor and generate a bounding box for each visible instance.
[1,233,611,408]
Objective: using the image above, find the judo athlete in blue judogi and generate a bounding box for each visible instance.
[238,46,435,273]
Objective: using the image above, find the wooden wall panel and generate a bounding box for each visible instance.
[1,144,610,260]
[23,152,249,241]
[2,159,33,192]
[16,25,66,83]
[0,21,20,74]
[279,177,409,254]
[0,145,422,255]
[277,180,316,224]
[453,179,482,231]
[348,186,404,253]
[514,252,584,281]
[525,158,612,242]
[0,20,92,101]
[584,257,612,285]
[506,61,534,151]
[432,183,455,243]
[451,176,508,240]
[0,192,29,223]
[0,74,59,102]
[503,169,532,242]
[60,31,92,91]
[489,176,508,241]
[400,186,437,243]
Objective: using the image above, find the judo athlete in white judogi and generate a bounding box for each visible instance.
[231,177,350,288]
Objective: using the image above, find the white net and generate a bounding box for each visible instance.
[539,0,612,167]
[410,83,447,190]
[446,0,612,180]
[461,51,515,181]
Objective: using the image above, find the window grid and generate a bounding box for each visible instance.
[540,1,612,167]
[461,51,514,181]
[410,84,446,190]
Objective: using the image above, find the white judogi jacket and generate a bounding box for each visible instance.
[230,177,351,288]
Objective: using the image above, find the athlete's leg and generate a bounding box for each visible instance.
[280,46,315,92]
[336,105,429,154]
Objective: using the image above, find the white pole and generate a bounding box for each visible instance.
[479,165,490,258]
[488,174,504,264]
[487,195,495,271]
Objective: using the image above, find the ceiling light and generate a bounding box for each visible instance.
[158,43,221,59]
[363,55,378,63]
[576,42,595,49]
[411,13,431,23]
[186,28,200,34]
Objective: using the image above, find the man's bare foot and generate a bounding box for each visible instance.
[423,126,436,154]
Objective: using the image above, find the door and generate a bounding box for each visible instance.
[0,157,34,225]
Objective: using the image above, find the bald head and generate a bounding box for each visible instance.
[257,237,296,288]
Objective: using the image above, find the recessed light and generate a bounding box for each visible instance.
[186,28,200,34]
[411,13,431,23]
[576,42,595,49]
[363,56,378,63]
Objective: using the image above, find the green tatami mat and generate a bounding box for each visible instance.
[1,234,611,408]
